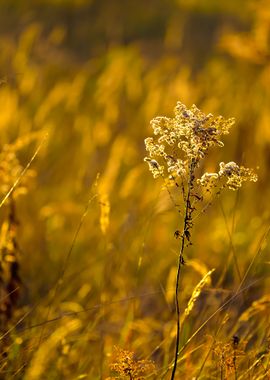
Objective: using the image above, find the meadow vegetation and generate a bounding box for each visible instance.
[0,1,269,379]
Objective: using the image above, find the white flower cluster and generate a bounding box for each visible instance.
[144,102,235,180]
[145,101,257,192]
[197,162,258,191]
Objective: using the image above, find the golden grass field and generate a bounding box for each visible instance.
[0,1,269,379]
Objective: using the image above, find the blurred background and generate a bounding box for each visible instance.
[0,0,269,378]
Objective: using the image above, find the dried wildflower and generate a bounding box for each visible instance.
[144,102,235,180]
[145,102,257,195]
[109,346,156,379]
[144,102,257,380]
[144,102,257,259]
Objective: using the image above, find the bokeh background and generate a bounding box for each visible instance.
[0,0,269,378]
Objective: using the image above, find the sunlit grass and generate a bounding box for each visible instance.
[0,2,269,378]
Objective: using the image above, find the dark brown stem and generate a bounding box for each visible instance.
[170,236,185,380]
[170,162,195,380]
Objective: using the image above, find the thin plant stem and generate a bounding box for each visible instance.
[170,162,195,380]
[170,246,183,380]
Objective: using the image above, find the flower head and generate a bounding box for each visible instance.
[144,102,235,180]
[145,101,257,193]
[197,162,258,192]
